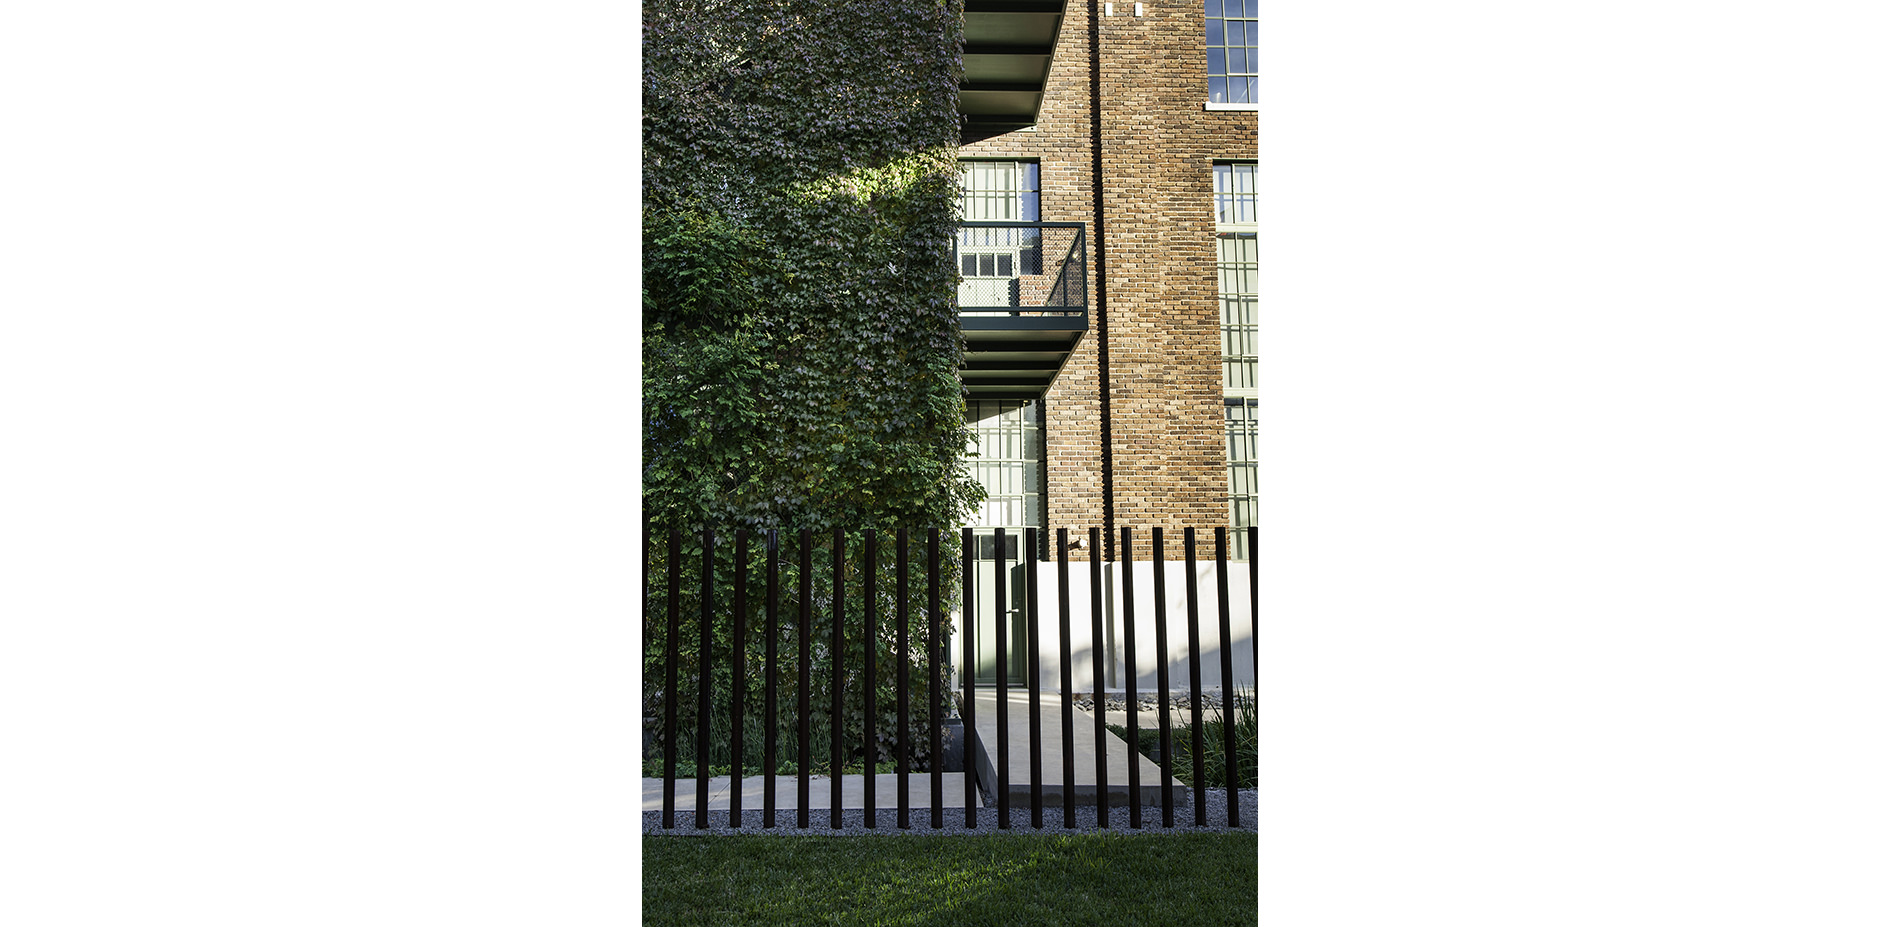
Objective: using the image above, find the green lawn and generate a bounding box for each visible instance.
[641,831,1257,927]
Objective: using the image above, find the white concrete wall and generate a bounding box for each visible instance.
[963,560,1256,695]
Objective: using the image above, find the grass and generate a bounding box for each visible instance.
[642,831,1256,927]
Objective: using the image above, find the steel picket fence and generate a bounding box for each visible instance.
[644,524,1258,830]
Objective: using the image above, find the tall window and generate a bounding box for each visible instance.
[1215,162,1258,558]
[957,161,1042,311]
[958,161,1039,222]
[965,399,1044,541]
[1225,400,1258,558]
[1205,0,1259,104]
[1215,162,1258,393]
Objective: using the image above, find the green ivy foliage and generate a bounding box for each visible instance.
[644,0,980,773]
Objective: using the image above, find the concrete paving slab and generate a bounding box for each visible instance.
[965,689,1187,807]
[642,776,731,812]
[642,773,982,812]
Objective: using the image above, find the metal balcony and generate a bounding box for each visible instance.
[957,221,1087,400]
[960,0,1066,139]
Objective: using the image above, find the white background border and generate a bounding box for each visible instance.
[5,1,1898,924]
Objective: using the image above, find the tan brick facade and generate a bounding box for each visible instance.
[961,0,1256,559]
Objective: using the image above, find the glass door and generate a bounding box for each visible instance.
[963,399,1043,687]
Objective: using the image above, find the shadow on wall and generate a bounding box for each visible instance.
[953,559,1257,695]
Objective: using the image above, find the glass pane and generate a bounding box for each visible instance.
[1209,77,1224,103]
[1205,0,1221,14]
[1226,0,1245,17]
[1244,0,1258,17]
[998,254,1012,277]
[1207,19,1223,46]
[962,254,977,276]
[1244,48,1258,74]
[1207,48,1225,76]
[1245,20,1259,46]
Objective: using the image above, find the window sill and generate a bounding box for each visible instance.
[1204,102,1259,112]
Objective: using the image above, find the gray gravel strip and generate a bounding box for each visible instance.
[1075,691,1256,713]
[644,788,1256,836]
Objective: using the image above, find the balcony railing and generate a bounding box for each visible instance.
[956,221,1088,399]
[955,221,1087,319]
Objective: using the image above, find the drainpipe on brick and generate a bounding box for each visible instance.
[1090,0,1119,688]
[1089,0,1114,567]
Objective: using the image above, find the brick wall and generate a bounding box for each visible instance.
[961,0,1256,559]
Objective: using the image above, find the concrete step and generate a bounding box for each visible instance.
[642,772,982,812]
[964,689,1187,807]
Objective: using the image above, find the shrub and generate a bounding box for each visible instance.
[1108,694,1257,789]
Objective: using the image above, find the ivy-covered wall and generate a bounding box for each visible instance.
[644,0,977,534]
[643,0,977,773]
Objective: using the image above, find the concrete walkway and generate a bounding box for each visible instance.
[643,689,1189,816]
[965,689,1187,807]
[642,773,982,812]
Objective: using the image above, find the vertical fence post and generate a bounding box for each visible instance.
[642,514,650,790]
[663,529,680,830]
[641,515,651,818]
[796,530,811,829]
[1057,528,1076,829]
[1089,528,1109,828]
[1250,525,1259,823]
[697,529,714,830]
[896,528,910,829]
[1026,526,1042,829]
[1217,527,1240,827]
[929,528,943,830]
[831,528,845,830]
[862,528,877,829]
[962,528,976,828]
[731,530,748,828]
[1121,526,1139,828]
[1152,527,1172,829]
[1249,526,1258,697]
[762,531,778,829]
[994,527,1009,828]
[1185,527,1206,827]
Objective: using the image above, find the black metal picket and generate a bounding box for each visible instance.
[649,525,1256,832]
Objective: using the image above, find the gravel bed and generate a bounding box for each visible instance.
[644,788,1256,837]
[1072,691,1255,713]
